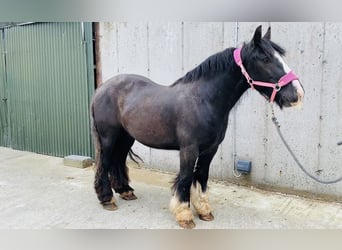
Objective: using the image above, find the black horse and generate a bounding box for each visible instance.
[91,26,304,228]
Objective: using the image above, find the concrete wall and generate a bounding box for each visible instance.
[98,22,342,199]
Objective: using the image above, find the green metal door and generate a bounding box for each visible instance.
[0,29,9,147]
[4,22,95,157]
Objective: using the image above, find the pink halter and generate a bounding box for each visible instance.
[233,47,299,103]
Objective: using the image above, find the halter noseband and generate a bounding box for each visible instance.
[233,47,299,103]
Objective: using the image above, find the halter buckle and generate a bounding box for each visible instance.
[274,83,281,92]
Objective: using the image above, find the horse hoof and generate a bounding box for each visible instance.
[199,212,214,221]
[120,191,137,200]
[102,199,118,211]
[178,220,196,229]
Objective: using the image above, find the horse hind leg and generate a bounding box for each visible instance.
[109,129,137,201]
[94,134,118,211]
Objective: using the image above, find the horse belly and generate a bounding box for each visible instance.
[121,105,178,150]
[125,122,178,150]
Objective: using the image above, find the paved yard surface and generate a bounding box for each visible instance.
[0,147,341,229]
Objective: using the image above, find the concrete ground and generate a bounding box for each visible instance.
[0,146,341,229]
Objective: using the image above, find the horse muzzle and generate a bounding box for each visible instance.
[291,79,305,107]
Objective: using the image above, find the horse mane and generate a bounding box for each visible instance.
[172,40,286,86]
[172,48,235,85]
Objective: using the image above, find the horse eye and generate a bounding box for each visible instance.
[261,57,271,64]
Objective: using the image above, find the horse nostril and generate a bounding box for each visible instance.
[281,92,300,107]
[285,92,304,108]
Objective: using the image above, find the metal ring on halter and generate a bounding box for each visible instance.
[274,83,281,92]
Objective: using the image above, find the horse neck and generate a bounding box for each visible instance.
[197,64,249,117]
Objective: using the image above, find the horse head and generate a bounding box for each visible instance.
[238,25,305,108]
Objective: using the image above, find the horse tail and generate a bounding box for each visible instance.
[90,99,101,167]
[128,149,144,167]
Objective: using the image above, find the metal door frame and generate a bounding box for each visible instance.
[0,29,9,147]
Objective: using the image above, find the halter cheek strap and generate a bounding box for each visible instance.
[233,47,299,103]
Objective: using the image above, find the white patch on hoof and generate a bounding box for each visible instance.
[190,182,212,216]
[169,196,194,222]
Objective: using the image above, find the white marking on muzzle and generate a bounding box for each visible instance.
[274,52,305,105]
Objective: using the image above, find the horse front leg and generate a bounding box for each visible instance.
[191,146,218,221]
[170,144,198,229]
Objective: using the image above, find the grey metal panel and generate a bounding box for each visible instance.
[5,22,94,157]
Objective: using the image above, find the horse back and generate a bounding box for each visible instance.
[92,73,171,128]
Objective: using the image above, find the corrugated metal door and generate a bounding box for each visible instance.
[0,29,9,147]
[3,22,94,157]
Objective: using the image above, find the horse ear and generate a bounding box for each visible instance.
[252,25,262,45]
[263,26,271,40]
